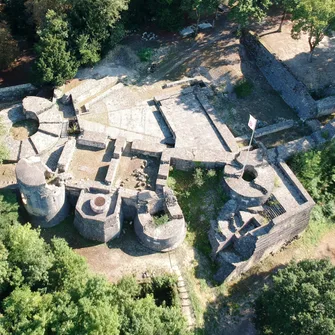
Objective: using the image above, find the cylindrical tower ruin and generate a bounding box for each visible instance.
[15,156,69,227]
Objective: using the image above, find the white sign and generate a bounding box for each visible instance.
[248,114,257,130]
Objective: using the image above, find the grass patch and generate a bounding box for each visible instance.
[168,168,228,257]
[137,47,153,62]
[296,205,334,248]
[234,78,253,98]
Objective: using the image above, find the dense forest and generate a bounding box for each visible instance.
[0,0,334,85]
[0,192,188,334]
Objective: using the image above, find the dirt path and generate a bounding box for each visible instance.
[315,230,335,264]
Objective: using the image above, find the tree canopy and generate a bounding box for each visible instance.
[228,0,272,28]
[34,10,78,86]
[0,193,188,334]
[255,259,335,335]
[291,0,335,61]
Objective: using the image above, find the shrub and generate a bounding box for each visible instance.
[234,78,253,98]
[289,140,335,218]
[153,213,169,226]
[193,168,204,188]
[137,47,153,62]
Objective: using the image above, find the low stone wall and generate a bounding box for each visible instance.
[57,139,76,173]
[241,32,317,120]
[113,137,126,159]
[236,120,295,142]
[316,96,335,117]
[131,140,165,158]
[0,84,37,102]
[171,148,233,171]
[105,158,120,185]
[77,130,107,149]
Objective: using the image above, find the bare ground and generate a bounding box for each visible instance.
[68,145,112,182]
[114,148,159,191]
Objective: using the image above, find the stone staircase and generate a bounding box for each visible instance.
[169,252,195,330]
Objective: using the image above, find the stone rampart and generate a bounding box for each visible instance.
[241,32,317,120]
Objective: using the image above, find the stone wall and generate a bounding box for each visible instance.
[16,157,69,227]
[134,214,186,252]
[223,202,313,282]
[74,190,123,242]
[241,32,317,120]
[316,96,335,117]
[0,84,37,102]
[57,139,76,173]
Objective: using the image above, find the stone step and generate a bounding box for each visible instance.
[178,286,187,294]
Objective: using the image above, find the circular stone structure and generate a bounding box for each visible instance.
[1,97,62,161]
[134,188,186,252]
[135,212,186,252]
[223,149,275,208]
[90,194,111,214]
[10,119,39,140]
[15,156,69,227]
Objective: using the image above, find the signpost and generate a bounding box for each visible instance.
[239,114,257,178]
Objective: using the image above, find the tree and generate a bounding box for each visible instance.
[181,0,219,33]
[0,287,52,334]
[290,0,335,61]
[68,0,128,53]
[5,224,53,288]
[34,10,78,86]
[24,0,68,29]
[255,259,335,335]
[0,24,19,71]
[228,0,272,29]
[274,0,299,32]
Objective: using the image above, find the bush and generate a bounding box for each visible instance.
[234,78,253,98]
[255,259,335,335]
[137,47,153,62]
[153,213,169,226]
[193,168,205,188]
[289,140,335,218]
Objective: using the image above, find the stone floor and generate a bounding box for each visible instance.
[159,92,226,150]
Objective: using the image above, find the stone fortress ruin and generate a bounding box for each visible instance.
[1,33,335,282]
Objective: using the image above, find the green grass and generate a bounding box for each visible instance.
[168,168,228,257]
[234,79,253,98]
[296,205,334,248]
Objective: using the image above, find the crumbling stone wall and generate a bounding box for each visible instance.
[241,32,317,120]
[220,202,313,282]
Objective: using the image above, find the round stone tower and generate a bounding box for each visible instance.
[15,156,69,227]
